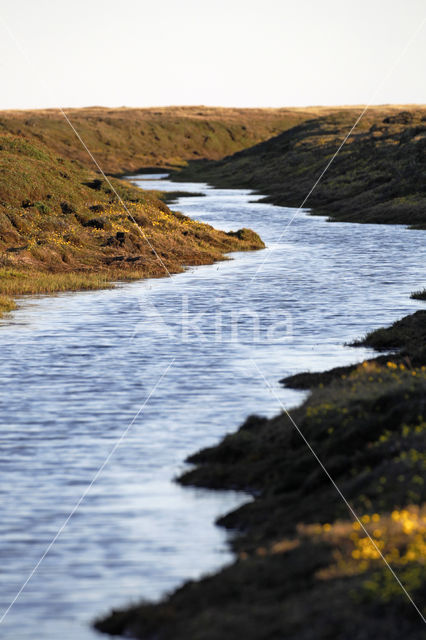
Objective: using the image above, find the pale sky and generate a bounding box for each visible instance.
[0,0,425,110]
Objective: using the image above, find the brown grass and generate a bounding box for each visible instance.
[0,105,333,174]
[0,293,16,315]
[0,124,264,316]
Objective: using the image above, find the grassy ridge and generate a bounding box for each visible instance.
[0,106,329,174]
[0,129,264,315]
[172,106,426,227]
[0,103,335,312]
[95,304,426,639]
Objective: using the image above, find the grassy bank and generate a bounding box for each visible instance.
[0,269,150,317]
[172,105,426,227]
[95,299,426,639]
[0,106,331,175]
[0,130,264,316]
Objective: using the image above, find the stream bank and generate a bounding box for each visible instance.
[95,303,426,640]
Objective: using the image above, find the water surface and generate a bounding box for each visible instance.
[0,174,425,638]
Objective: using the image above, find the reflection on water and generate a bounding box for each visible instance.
[0,174,425,638]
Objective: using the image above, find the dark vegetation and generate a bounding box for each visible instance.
[96,299,426,639]
[172,106,426,227]
[155,190,206,204]
[411,289,426,301]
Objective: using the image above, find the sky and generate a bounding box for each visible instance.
[0,0,425,110]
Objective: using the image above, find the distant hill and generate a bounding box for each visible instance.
[0,105,335,174]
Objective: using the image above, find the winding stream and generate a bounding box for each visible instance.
[0,174,425,639]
